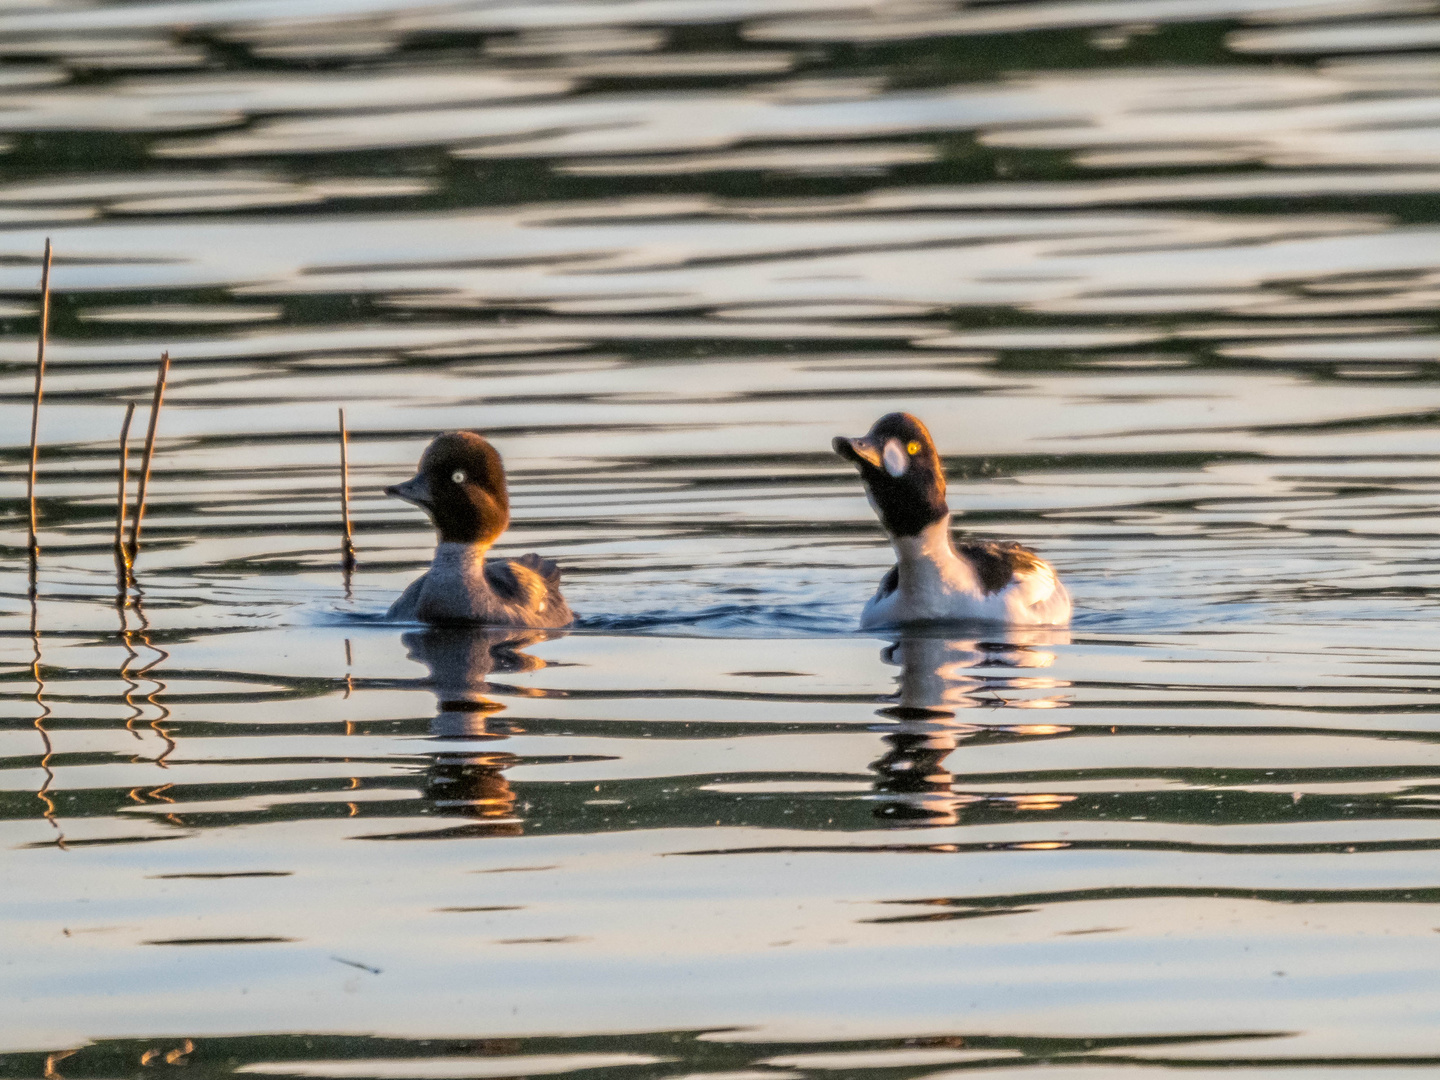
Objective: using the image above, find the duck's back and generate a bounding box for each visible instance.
[956,540,1041,592]
[956,539,1069,624]
[389,545,573,627]
[483,554,574,627]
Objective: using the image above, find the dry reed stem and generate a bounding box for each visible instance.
[115,401,136,578]
[26,239,52,590]
[127,351,170,568]
[339,407,356,575]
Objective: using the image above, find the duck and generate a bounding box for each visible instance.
[385,431,574,628]
[833,412,1070,629]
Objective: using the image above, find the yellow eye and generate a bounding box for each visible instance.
[906,441,921,455]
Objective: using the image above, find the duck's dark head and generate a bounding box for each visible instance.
[833,412,948,538]
[386,431,510,546]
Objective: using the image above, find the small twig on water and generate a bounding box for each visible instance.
[115,401,136,584]
[330,955,381,975]
[339,407,357,581]
[26,239,52,595]
[127,351,170,570]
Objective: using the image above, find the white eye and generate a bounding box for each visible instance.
[451,469,467,484]
[882,439,909,478]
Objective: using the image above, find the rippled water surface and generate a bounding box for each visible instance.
[13,0,1440,1072]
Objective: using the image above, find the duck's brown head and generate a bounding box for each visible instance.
[386,431,510,546]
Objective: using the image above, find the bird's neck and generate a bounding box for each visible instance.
[891,514,979,593]
[891,514,954,561]
[431,540,493,571]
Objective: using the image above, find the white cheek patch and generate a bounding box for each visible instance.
[882,438,909,478]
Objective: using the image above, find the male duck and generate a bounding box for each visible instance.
[833,412,1070,629]
[386,431,573,628]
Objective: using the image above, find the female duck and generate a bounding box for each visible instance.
[386,431,573,628]
[833,412,1070,629]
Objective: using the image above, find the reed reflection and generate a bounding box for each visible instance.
[871,631,1070,826]
[402,627,556,835]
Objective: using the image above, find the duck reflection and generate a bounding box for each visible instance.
[872,631,1070,826]
[403,627,555,834]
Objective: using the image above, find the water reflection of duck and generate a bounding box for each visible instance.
[871,632,1070,826]
[833,413,1070,629]
[386,432,574,628]
[403,626,554,832]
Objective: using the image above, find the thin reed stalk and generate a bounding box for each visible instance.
[114,401,136,579]
[339,407,356,576]
[126,351,170,568]
[26,239,52,592]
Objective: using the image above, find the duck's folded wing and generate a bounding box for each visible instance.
[957,540,1058,608]
[484,557,554,607]
[512,552,561,585]
[1007,557,1061,610]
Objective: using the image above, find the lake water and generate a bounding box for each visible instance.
[10,0,1440,1073]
